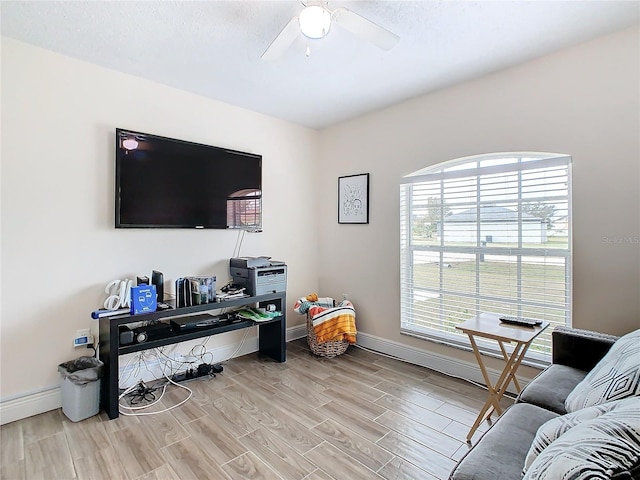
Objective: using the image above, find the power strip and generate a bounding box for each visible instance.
[171,363,220,383]
[211,363,223,374]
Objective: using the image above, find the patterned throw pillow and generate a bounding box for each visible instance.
[523,397,637,474]
[565,329,640,413]
[522,398,640,480]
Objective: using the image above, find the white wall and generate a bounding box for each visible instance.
[317,26,640,373]
[0,38,319,409]
[2,25,639,422]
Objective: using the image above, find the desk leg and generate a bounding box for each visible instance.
[258,318,286,362]
[99,317,120,419]
[258,297,286,362]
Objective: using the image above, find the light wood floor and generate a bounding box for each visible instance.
[0,339,511,480]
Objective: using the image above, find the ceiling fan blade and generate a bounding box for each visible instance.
[261,16,300,61]
[332,7,399,51]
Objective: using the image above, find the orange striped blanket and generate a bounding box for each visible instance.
[307,302,357,344]
[294,295,357,344]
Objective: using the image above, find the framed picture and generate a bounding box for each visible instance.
[338,173,369,224]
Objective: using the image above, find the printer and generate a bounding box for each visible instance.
[230,257,287,296]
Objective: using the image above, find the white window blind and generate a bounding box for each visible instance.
[400,153,572,363]
[227,189,262,230]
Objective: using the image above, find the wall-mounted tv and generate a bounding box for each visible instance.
[115,129,262,229]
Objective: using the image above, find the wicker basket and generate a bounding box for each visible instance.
[306,315,349,358]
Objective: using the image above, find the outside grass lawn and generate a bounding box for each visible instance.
[407,237,569,355]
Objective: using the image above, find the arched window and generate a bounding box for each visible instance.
[400,153,571,363]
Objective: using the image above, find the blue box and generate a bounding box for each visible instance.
[131,284,157,315]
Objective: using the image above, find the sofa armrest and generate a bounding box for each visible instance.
[552,326,618,372]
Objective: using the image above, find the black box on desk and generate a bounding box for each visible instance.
[132,323,172,343]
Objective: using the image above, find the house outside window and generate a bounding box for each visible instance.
[400,153,572,364]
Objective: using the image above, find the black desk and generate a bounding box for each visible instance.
[98,292,286,419]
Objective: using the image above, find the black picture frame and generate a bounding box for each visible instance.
[338,173,369,224]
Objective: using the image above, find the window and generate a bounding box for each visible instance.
[400,153,572,364]
[227,189,262,230]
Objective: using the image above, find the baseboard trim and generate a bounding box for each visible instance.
[356,332,532,392]
[1,323,308,425]
[0,387,62,425]
[287,323,307,342]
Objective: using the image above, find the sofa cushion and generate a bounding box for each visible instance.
[522,397,640,480]
[517,364,588,414]
[523,397,639,474]
[448,403,558,480]
[565,329,640,412]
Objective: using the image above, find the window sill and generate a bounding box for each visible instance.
[400,327,551,371]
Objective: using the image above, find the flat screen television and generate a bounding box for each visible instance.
[115,128,262,229]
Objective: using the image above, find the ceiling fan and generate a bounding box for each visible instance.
[261,1,400,60]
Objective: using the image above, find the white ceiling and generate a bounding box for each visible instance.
[1,1,638,129]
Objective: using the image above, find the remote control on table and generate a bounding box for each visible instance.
[499,315,542,327]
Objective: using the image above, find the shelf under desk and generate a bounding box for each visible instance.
[98,292,286,419]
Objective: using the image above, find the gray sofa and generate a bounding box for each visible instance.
[449,326,620,480]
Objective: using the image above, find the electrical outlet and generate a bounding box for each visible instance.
[76,328,91,338]
[74,328,93,348]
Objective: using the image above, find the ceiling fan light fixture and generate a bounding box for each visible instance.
[299,5,331,39]
[261,2,399,61]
